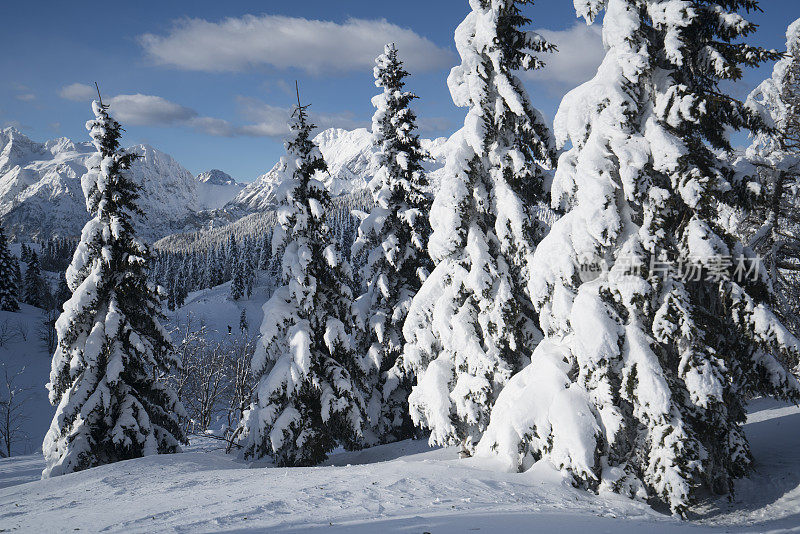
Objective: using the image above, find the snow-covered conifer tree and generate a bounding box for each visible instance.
[23,251,44,308]
[236,97,365,466]
[43,97,186,478]
[402,0,556,454]
[477,0,800,516]
[13,262,22,305]
[230,261,245,301]
[243,255,255,298]
[0,224,19,312]
[352,44,433,444]
[744,18,800,337]
[55,276,70,310]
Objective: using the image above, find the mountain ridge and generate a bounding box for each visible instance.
[0,126,454,243]
[0,127,242,241]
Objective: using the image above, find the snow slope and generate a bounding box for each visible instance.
[164,279,269,341]
[1,279,799,532]
[0,395,799,532]
[0,127,239,241]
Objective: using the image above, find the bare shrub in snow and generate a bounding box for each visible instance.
[0,320,16,347]
[12,320,29,342]
[0,364,32,458]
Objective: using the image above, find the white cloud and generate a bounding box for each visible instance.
[186,116,239,137]
[59,84,366,139]
[64,91,361,139]
[417,116,454,135]
[15,93,36,102]
[61,89,201,127]
[139,15,454,75]
[59,83,97,102]
[524,23,605,90]
[2,119,28,131]
[233,99,294,137]
[234,97,362,138]
[107,94,198,126]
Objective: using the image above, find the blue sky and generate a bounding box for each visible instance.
[2,0,799,181]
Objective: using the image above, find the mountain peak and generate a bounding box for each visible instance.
[197,169,238,186]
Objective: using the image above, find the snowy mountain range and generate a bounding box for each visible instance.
[226,127,451,213]
[0,127,243,241]
[0,126,451,243]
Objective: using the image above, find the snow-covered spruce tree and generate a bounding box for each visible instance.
[230,260,245,301]
[477,0,800,516]
[23,251,44,308]
[402,0,556,455]
[744,18,800,339]
[352,44,433,444]
[13,262,22,305]
[43,98,186,478]
[236,99,365,467]
[0,223,19,312]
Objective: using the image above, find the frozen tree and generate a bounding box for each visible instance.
[179,338,229,433]
[743,18,800,338]
[43,275,72,355]
[169,317,256,437]
[54,275,71,308]
[43,97,186,478]
[244,256,255,298]
[477,0,800,516]
[224,334,256,444]
[402,0,556,454]
[0,224,19,312]
[352,44,433,444]
[236,95,366,466]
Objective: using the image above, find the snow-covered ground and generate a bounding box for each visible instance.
[2,286,799,532]
[0,395,798,532]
